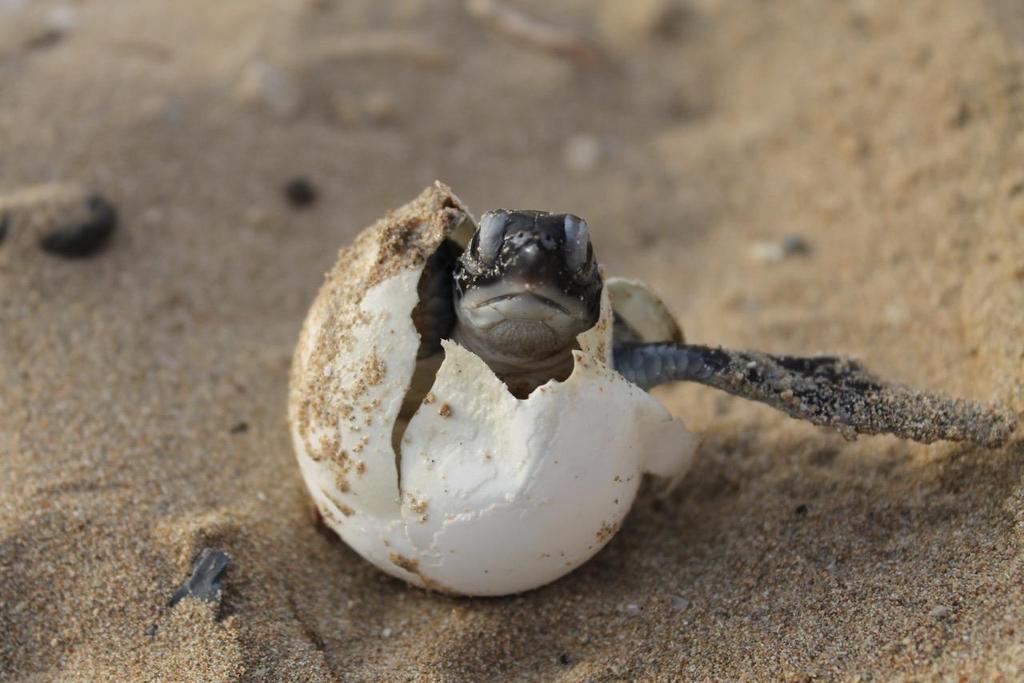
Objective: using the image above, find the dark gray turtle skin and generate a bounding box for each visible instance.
[413,210,1017,448]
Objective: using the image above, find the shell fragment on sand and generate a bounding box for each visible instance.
[169,548,231,607]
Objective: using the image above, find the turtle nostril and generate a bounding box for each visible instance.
[510,242,547,275]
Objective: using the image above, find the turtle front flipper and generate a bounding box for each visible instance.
[613,343,1017,448]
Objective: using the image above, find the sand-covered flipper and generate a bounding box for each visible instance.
[614,343,1018,448]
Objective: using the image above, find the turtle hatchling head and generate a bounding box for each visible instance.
[453,209,603,363]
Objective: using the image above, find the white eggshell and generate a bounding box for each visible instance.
[289,184,697,596]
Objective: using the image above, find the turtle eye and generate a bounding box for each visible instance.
[563,215,590,272]
[477,211,508,265]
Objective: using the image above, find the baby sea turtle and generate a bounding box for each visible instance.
[289,183,1016,597]
[417,208,1016,448]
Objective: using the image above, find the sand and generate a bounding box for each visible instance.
[2,0,1023,680]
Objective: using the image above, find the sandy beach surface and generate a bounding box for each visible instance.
[3,0,1024,680]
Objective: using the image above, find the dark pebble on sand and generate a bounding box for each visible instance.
[25,29,64,51]
[0,213,8,245]
[558,653,573,665]
[782,234,811,256]
[795,503,809,516]
[229,421,249,434]
[38,194,117,258]
[283,177,318,208]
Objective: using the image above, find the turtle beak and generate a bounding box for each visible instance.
[461,281,584,323]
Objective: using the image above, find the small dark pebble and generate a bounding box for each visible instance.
[39,193,117,258]
[229,421,249,435]
[283,177,318,208]
[794,504,809,516]
[169,548,231,607]
[558,653,573,665]
[25,29,64,51]
[781,234,812,256]
[950,102,971,128]
[144,624,158,638]
[0,212,8,245]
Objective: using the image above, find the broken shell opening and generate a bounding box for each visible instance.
[391,205,610,457]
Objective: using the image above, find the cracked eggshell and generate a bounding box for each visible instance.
[289,183,697,596]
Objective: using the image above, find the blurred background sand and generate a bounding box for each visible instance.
[2,0,1024,680]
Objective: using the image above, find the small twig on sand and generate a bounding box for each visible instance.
[306,32,453,68]
[464,0,601,65]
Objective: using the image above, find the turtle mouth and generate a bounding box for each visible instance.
[460,282,589,328]
[473,292,572,316]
